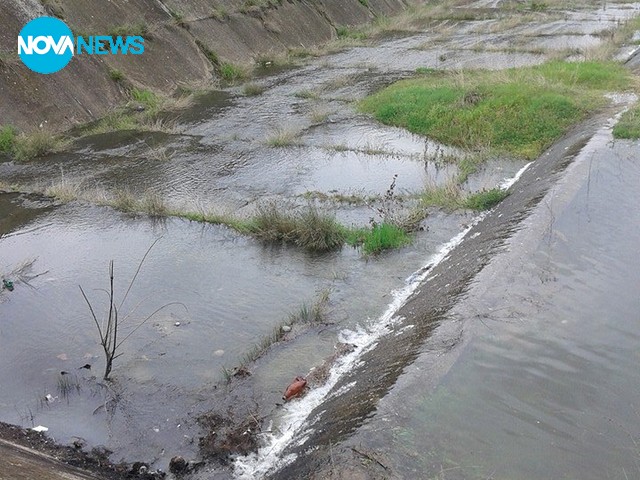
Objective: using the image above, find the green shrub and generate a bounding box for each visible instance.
[0,125,16,155]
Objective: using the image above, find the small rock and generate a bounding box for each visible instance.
[169,456,188,474]
[281,325,292,333]
[130,461,150,475]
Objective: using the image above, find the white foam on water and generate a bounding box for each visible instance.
[233,168,529,479]
[500,162,532,190]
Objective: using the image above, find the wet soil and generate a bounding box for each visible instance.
[0,421,163,480]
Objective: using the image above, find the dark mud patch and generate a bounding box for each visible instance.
[0,421,164,479]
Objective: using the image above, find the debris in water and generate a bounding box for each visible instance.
[213,349,225,357]
[79,364,91,370]
[233,366,251,378]
[174,321,181,327]
[281,325,292,333]
[44,394,57,403]
[283,376,307,401]
[2,279,14,291]
[169,456,188,474]
[31,425,48,432]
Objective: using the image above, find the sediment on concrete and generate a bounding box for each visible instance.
[0,0,415,132]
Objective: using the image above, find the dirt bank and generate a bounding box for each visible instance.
[0,421,163,480]
[0,0,415,133]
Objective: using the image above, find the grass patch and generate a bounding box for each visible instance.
[210,7,229,21]
[130,88,160,111]
[219,62,249,83]
[44,177,81,203]
[13,130,68,161]
[265,127,301,147]
[108,68,125,82]
[294,89,320,100]
[88,111,138,134]
[309,106,332,124]
[0,125,17,155]
[336,25,368,40]
[346,223,411,255]
[360,60,635,160]
[243,82,266,96]
[613,104,640,140]
[464,188,509,210]
[246,202,345,252]
[139,190,168,217]
[420,180,464,211]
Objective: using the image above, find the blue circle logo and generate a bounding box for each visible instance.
[18,17,74,74]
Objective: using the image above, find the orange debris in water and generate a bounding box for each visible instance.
[282,376,307,401]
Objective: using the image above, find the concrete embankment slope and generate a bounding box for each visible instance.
[270,105,625,478]
[0,0,414,133]
[0,440,101,480]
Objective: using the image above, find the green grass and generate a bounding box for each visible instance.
[13,130,68,161]
[464,188,509,210]
[265,127,300,147]
[130,88,160,110]
[210,7,229,21]
[108,68,125,82]
[346,223,411,255]
[360,60,634,160]
[245,202,345,252]
[336,25,368,40]
[0,125,16,155]
[219,62,249,83]
[613,104,640,140]
[420,181,464,211]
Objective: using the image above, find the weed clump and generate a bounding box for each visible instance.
[13,130,68,161]
[248,202,345,252]
[613,104,640,140]
[347,223,410,255]
[219,62,249,83]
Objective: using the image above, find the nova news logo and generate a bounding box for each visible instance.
[18,16,144,74]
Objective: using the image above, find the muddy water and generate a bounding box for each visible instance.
[1,0,640,476]
[0,198,468,466]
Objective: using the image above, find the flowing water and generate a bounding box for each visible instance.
[315,116,640,480]
[1,1,639,477]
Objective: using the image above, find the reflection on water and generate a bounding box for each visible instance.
[349,133,640,478]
